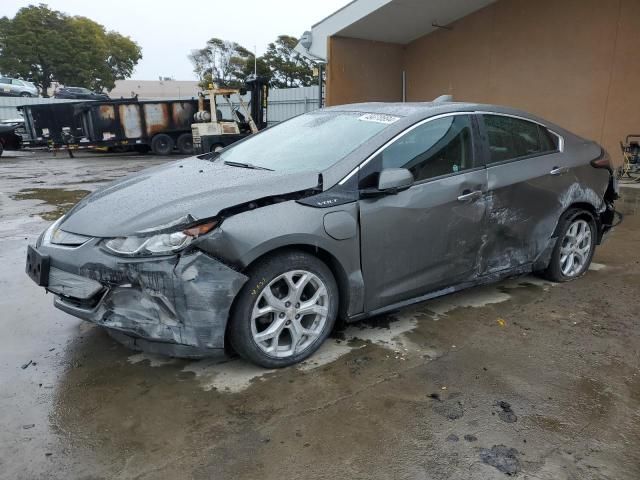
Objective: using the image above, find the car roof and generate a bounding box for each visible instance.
[322,101,570,135]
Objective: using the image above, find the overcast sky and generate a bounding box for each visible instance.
[0,0,349,80]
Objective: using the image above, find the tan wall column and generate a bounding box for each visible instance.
[326,36,404,106]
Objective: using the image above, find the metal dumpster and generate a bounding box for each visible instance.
[20,98,200,155]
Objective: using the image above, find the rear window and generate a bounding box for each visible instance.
[484,114,558,163]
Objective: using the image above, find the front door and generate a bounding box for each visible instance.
[359,114,488,312]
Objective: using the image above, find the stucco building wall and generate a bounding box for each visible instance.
[326,0,639,161]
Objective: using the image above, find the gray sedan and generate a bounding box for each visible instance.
[26,102,619,367]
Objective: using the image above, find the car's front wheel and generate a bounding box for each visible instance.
[544,209,597,282]
[228,250,338,368]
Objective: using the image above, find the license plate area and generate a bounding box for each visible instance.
[26,245,50,287]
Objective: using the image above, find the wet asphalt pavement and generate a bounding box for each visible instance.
[1,151,639,480]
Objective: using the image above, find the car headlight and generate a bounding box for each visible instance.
[103,220,218,257]
[41,215,89,247]
[51,227,91,246]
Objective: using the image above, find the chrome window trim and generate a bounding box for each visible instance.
[338,112,471,186]
[338,110,566,186]
[549,130,565,152]
[475,111,565,153]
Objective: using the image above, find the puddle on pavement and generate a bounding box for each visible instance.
[11,188,89,220]
[128,275,559,394]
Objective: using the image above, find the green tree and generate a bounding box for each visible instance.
[189,34,314,91]
[0,4,141,96]
[189,38,264,89]
[263,35,314,88]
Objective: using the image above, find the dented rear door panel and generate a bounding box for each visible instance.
[483,150,573,273]
[481,136,607,275]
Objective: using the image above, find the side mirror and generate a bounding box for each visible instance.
[361,168,414,197]
[378,168,414,193]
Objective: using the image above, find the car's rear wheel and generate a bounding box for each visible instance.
[19,92,30,97]
[544,209,596,282]
[210,143,224,153]
[228,250,338,368]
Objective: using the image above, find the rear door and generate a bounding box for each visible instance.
[359,113,488,311]
[479,114,571,273]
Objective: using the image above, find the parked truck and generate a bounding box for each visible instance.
[20,98,200,155]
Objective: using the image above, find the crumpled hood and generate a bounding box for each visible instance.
[60,157,321,237]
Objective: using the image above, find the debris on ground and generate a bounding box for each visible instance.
[21,360,33,370]
[495,401,518,423]
[22,424,35,430]
[479,444,520,476]
[464,434,477,442]
[497,318,507,327]
[446,434,459,442]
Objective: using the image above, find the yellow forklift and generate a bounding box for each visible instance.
[192,75,269,154]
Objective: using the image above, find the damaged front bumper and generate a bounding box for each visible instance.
[26,234,248,357]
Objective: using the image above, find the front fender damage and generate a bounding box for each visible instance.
[54,251,248,356]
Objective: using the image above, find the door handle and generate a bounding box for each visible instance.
[549,166,569,176]
[457,190,483,202]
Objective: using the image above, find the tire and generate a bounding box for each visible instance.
[228,250,339,368]
[210,143,224,153]
[150,133,174,155]
[543,209,597,282]
[19,92,30,97]
[176,133,194,155]
[0,142,4,157]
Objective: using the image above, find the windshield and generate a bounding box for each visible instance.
[217,111,398,172]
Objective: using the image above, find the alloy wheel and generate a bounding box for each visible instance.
[250,270,329,358]
[560,219,592,277]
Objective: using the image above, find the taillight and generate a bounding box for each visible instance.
[591,149,612,172]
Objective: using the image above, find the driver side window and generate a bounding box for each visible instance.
[381,115,474,182]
